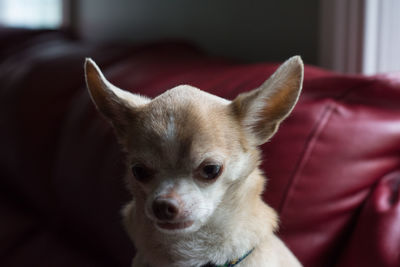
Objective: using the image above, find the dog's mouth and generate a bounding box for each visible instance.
[156,220,194,230]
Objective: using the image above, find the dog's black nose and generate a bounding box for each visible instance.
[152,198,180,221]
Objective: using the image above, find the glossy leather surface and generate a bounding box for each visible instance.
[1,28,399,267]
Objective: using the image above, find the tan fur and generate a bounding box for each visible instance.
[85,56,304,267]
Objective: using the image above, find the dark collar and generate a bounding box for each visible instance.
[201,248,254,267]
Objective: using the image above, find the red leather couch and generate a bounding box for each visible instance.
[1,28,399,267]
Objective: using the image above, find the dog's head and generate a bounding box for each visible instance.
[85,57,303,234]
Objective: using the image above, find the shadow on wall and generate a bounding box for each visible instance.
[76,0,320,64]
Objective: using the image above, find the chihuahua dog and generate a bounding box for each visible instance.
[85,56,303,267]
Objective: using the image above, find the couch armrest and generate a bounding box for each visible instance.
[337,172,400,267]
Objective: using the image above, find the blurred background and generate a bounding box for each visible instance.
[1,0,399,74]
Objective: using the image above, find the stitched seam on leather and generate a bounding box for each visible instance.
[277,79,374,215]
[278,102,337,214]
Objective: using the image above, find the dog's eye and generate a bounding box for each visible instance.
[200,164,222,180]
[131,164,152,182]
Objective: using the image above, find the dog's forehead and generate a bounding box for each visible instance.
[152,85,229,106]
[145,85,230,127]
[128,85,233,163]
[147,86,229,139]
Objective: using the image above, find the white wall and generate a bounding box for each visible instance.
[76,0,320,64]
[319,0,400,74]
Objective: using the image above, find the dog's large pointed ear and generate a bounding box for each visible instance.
[84,58,150,136]
[231,56,303,146]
